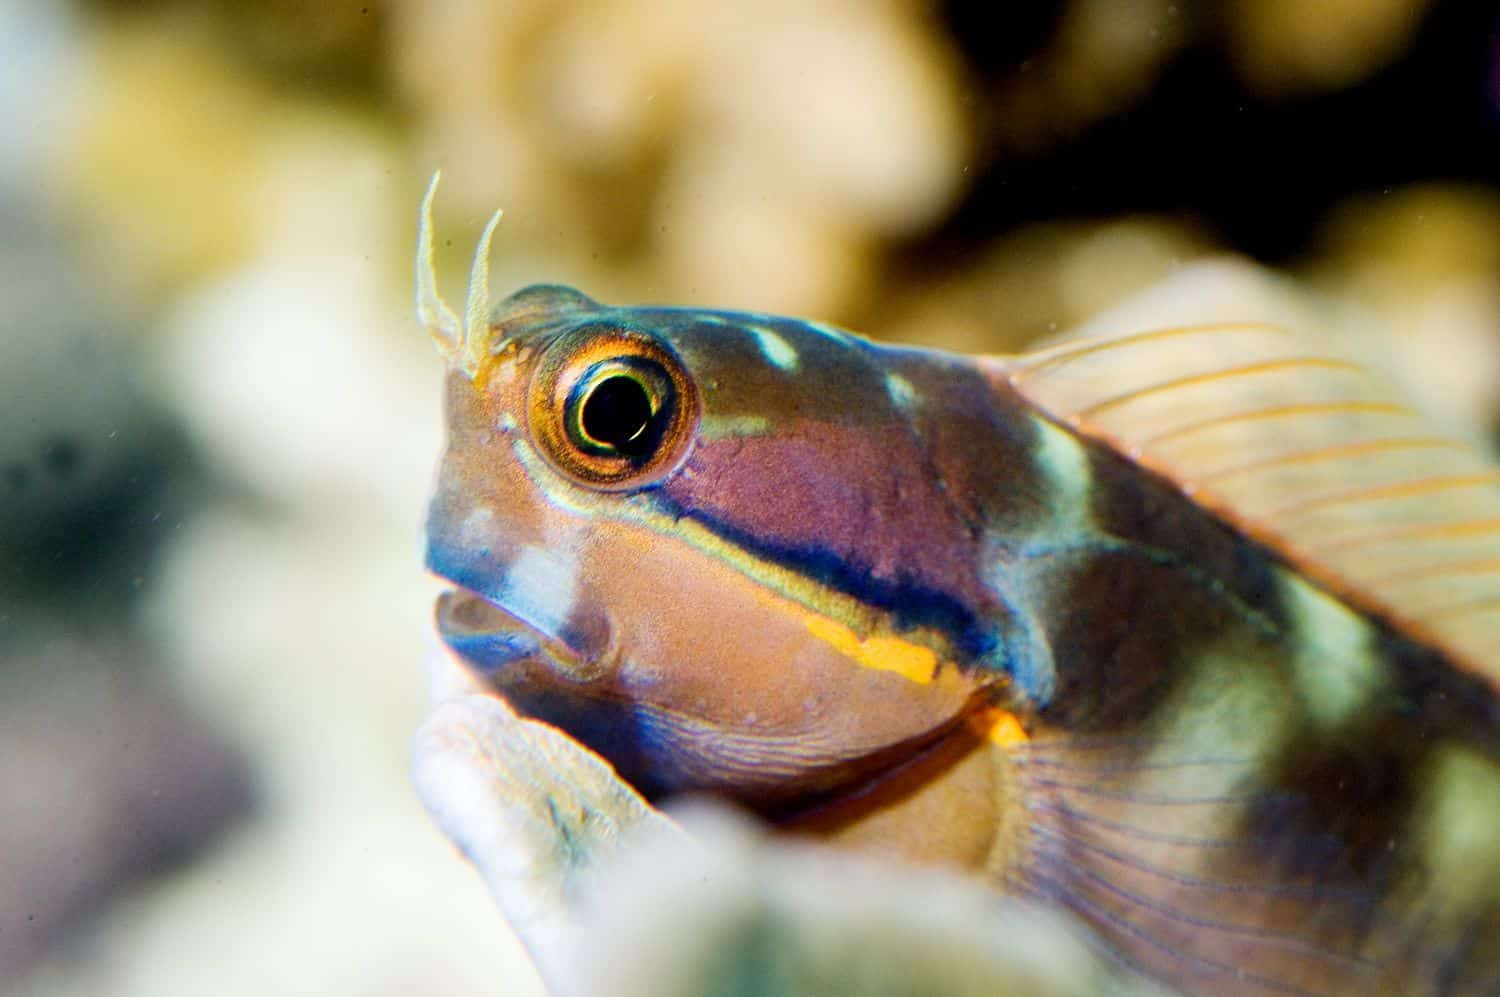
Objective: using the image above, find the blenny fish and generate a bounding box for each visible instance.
[418,177,1500,995]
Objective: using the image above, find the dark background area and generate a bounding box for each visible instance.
[930,0,1500,260]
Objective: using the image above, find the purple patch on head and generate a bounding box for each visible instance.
[664,419,995,615]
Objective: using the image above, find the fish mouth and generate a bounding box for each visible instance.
[435,587,555,675]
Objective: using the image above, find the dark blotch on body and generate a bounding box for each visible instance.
[1085,438,1291,638]
[1031,548,1252,730]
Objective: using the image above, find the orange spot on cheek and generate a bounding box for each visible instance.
[967,706,1029,746]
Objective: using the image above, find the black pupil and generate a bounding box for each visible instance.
[581,375,656,455]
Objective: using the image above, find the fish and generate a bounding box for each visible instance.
[416,175,1500,996]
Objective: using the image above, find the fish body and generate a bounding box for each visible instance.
[419,182,1500,995]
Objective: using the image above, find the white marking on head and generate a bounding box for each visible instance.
[700,413,772,439]
[416,171,461,361]
[884,373,916,411]
[459,507,496,549]
[1280,572,1387,729]
[502,544,580,640]
[748,327,799,372]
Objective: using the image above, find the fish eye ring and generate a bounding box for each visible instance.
[528,326,699,490]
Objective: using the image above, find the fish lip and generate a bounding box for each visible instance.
[435,586,561,675]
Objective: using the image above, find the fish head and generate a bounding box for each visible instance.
[418,182,997,808]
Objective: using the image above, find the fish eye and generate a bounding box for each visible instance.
[529,326,699,489]
[571,367,662,458]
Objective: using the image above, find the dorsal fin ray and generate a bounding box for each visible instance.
[990,261,1500,687]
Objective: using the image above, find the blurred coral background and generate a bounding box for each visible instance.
[3,1,1499,994]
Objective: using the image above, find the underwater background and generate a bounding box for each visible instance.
[3,1,1499,994]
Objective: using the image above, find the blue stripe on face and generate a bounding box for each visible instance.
[641,488,1005,667]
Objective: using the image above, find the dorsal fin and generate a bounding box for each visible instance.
[992,261,1500,687]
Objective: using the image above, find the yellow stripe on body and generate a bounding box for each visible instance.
[803,614,1030,747]
[803,614,940,685]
